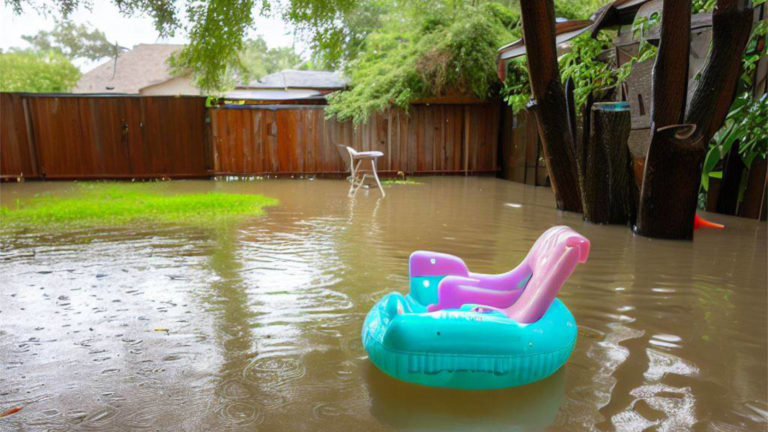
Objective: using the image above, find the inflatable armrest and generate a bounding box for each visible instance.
[467,262,532,291]
[427,275,523,312]
[409,251,469,278]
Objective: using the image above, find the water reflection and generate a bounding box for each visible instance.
[366,362,566,431]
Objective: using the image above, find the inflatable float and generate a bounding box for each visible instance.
[362,226,589,390]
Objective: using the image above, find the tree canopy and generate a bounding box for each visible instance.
[325,1,520,123]
[0,49,81,92]
[7,0,358,91]
[22,21,118,62]
[5,0,618,93]
[237,37,305,84]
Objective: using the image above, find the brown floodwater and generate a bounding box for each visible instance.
[0,177,765,431]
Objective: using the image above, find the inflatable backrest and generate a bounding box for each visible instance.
[507,226,590,323]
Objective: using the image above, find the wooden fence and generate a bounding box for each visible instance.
[498,107,548,186]
[1,93,501,179]
[210,103,499,176]
[1,93,211,179]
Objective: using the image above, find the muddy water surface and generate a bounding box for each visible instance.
[0,177,765,431]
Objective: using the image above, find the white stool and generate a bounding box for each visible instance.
[344,146,385,197]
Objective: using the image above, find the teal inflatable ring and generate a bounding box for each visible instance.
[362,292,577,390]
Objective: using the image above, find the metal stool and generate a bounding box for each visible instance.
[344,146,385,197]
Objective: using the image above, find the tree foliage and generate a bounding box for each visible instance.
[0,49,81,92]
[303,0,390,70]
[6,0,358,92]
[502,11,659,113]
[5,0,621,93]
[700,20,768,198]
[238,37,305,84]
[325,2,520,124]
[554,0,611,19]
[22,21,117,61]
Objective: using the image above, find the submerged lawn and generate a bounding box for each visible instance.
[0,182,278,228]
[381,178,422,185]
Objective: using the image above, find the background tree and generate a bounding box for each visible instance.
[6,0,359,92]
[0,49,81,92]
[21,21,118,62]
[5,0,620,92]
[238,37,305,84]
[325,1,520,124]
[303,0,390,69]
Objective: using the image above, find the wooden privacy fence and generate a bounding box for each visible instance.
[1,93,503,180]
[498,107,548,186]
[210,103,500,176]
[1,93,210,179]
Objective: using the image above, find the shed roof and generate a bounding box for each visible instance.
[239,70,347,90]
[74,44,186,94]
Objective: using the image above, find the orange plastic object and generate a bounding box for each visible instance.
[694,214,725,230]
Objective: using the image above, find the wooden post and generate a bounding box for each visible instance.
[520,0,583,212]
[582,102,636,225]
[387,111,392,170]
[22,97,40,177]
[463,105,469,175]
[715,142,745,215]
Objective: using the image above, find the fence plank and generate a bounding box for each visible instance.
[0,94,37,178]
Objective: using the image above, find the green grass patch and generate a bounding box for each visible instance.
[381,178,423,186]
[0,182,278,229]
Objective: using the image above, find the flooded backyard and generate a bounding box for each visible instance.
[0,176,766,431]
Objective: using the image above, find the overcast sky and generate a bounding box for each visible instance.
[1,1,309,70]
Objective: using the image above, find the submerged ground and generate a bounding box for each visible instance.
[0,177,765,431]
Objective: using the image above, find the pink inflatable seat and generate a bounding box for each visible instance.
[412,226,589,323]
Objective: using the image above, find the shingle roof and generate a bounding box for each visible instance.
[73,44,186,94]
[239,70,347,90]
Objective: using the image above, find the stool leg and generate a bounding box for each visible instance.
[371,158,385,197]
[352,174,368,196]
[348,159,362,196]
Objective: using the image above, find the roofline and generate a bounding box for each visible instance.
[5,92,206,99]
[233,86,347,91]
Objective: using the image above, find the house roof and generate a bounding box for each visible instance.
[73,44,186,94]
[238,70,347,90]
[224,89,326,100]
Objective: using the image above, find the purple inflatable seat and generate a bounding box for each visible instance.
[412,226,589,323]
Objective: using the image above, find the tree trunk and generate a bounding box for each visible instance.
[582,102,636,225]
[637,0,754,239]
[651,0,691,129]
[637,0,693,238]
[520,0,582,212]
[636,124,705,239]
[685,0,755,144]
